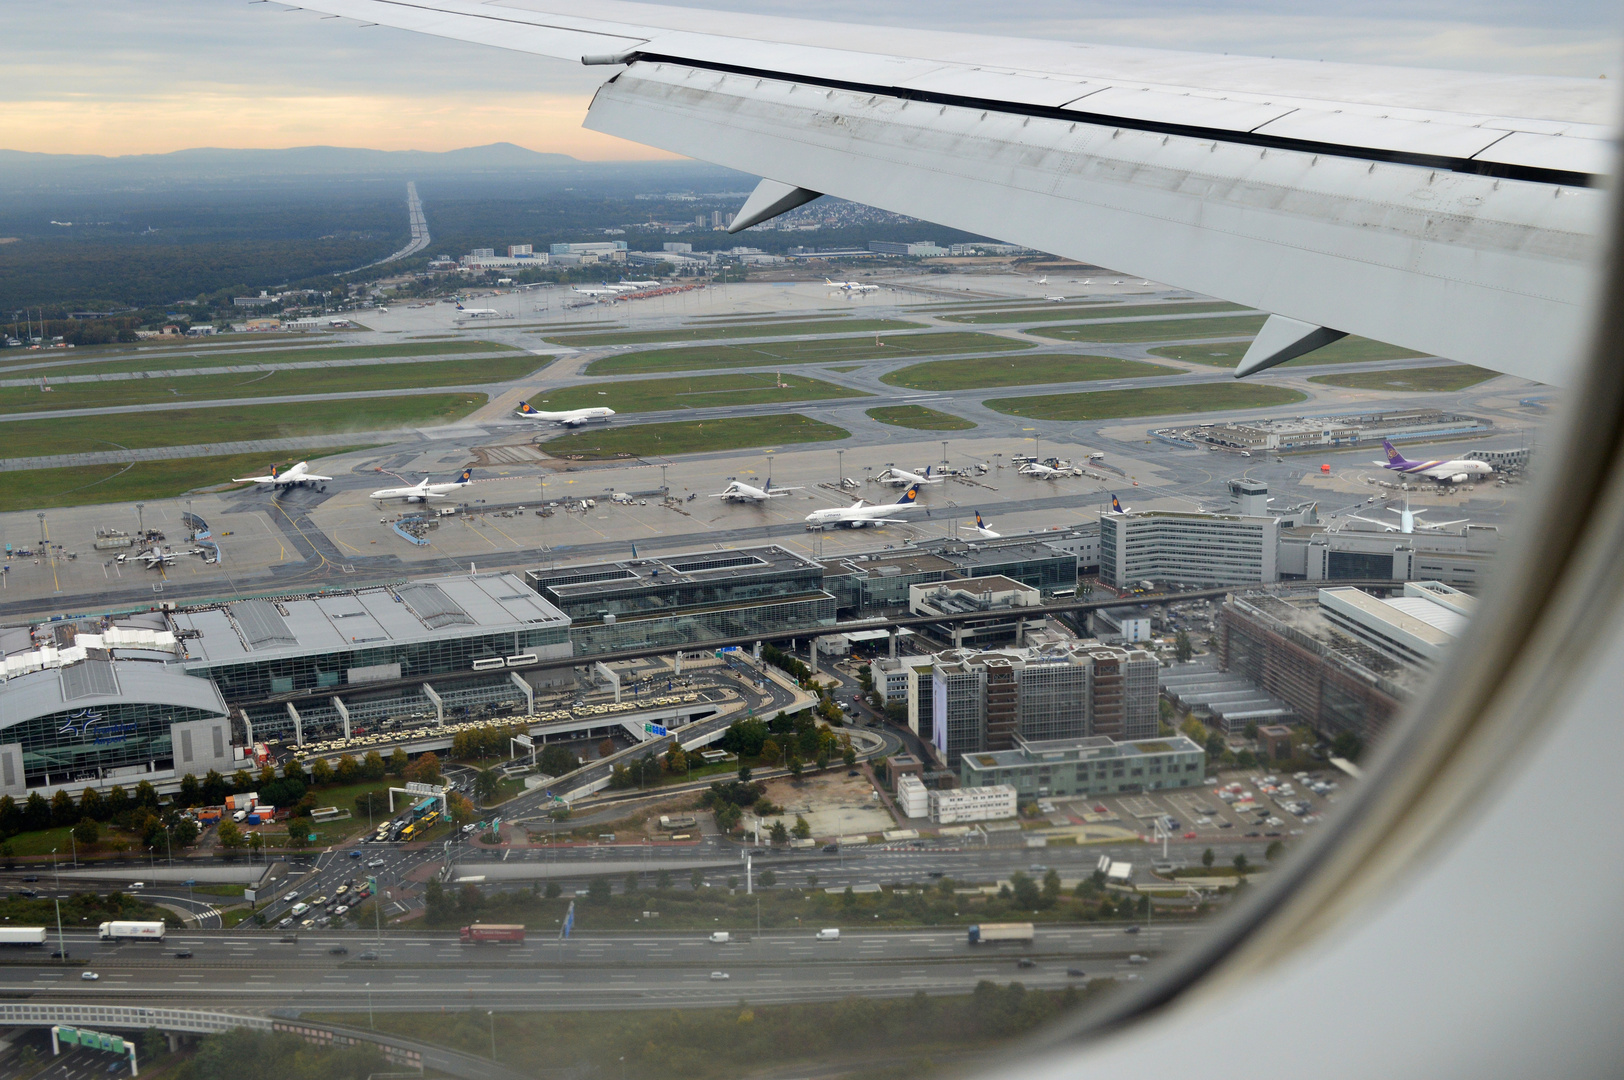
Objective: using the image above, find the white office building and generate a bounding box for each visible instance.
[897,774,931,819]
[1099,511,1279,588]
[930,784,1017,823]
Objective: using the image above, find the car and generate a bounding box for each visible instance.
[1184,831,1197,839]
[366,858,386,869]
[51,949,69,959]
[106,1061,126,1074]
[310,896,328,906]
[359,950,378,961]
[1245,831,1262,838]
[1125,925,1141,934]
[1265,831,1283,837]
[1029,864,1048,873]
[129,882,144,890]
[300,919,315,929]
[81,971,99,981]
[290,903,310,916]
[334,905,350,916]
[1127,955,1148,965]
[278,917,294,929]
[1093,805,1107,813]
[1218,822,1234,829]
[18,888,37,898]
[709,971,730,980]
[174,949,193,959]
[927,871,944,878]
[335,885,350,896]
[1066,968,1087,978]
[22,875,37,882]
[279,934,298,943]
[330,945,349,955]
[283,892,299,903]
[349,850,363,859]
[1016,958,1036,968]
[823,844,839,853]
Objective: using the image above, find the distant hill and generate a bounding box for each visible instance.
[0,143,601,189]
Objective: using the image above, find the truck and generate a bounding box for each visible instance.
[0,927,47,946]
[709,931,731,943]
[98,921,166,942]
[967,922,1035,946]
[460,924,525,944]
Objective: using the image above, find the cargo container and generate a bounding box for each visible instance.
[967,922,1035,945]
[98,921,165,942]
[197,809,221,823]
[0,927,47,946]
[459,923,525,944]
[225,793,258,811]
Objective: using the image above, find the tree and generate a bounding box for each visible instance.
[23,792,50,831]
[0,796,18,837]
[665,745,688,775]
[217,820,244,850]
[656,869,672,889]
[103,785,130,819]
[792,815,812,840]
[50,789,75,827]
[473,769,502,805]
[171,819,199,847]
[309,758,334,786]
[1233,853,1250,874]
[1011,871,1041,909]
[1265,840,1285,862]
[404,752,441,785]
[815,748,830,773]
[759,869,777,887]
[202,770,229,805]
[1174,628,1193,662]
[842,746,857,769]
[388,748,409,778]
[598,739,617,760]
[587,877,611,903]
[545,882,562,899]
[1202,847,1215,868]
[1332,730,1364,761]
[286,820,310,849]
[79,787,104,822]
[760,739,781,766]
[1042,868,1062,907]
[691,868,706,890]
[258,763,278,788]
[788,756,803,781]
[134,781,159,809]
[361,751,386,781]
[770,820,789,845]
[624,871,639,894]
[72,817,99,846]
[334,755,359,784]
[447,792,476,825]
[737,764,753,785]
[177,773,201,808]
[232,769,254,793]
[1243,721,1260,740]
[539,744,577,777]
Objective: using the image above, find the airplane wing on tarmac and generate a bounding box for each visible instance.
[285,0,1607,385]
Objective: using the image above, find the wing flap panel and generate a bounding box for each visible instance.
[1472,131,1615,178]
[1251,108,1509,160]
[1062,86,1298,133]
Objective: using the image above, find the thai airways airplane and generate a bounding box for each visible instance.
[370,468,474,504]
[805,485,922,529]
[876,465,943,487]
[1374,440,1495,484]
[231,461,331,489]
[454,302,500,317]
[710,478,801,503]
[516,402,616,426]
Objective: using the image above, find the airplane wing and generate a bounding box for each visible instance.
[1343,514,1398,531]
[232,473,275,484]
[283,0,1611,387]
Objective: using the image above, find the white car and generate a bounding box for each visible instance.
[283,892,299,903]
[290,903,310,916]
[709,971,730,981]
[81,971,99,981]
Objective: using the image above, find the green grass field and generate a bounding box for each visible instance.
[546,318,924,348]
[0,446,379,512]
[542,414,849,459]
[866,405,977,430]
[533,372,870,414]
[880,354,1176,391]
[585,332,1033,375]
[943,300,1246,325]
[1151,336,1432,368]
[1307,364,1500,392]
[2,339,516,376]
[0,394,485,458]
[985,383,1306,420]
[1027,314,1267,344]
[0,355,546,414]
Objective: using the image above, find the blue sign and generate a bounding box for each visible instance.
[560,900,575,940]
[645,723,668,737]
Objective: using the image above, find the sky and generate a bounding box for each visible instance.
[4,0,1620,159]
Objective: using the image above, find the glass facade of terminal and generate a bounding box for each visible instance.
[569,593,838,656]
[534,560,825,621]
[185,626,570,705]
[10,700,223,788]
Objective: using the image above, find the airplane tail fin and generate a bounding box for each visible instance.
[1110,494,1125,513]
[517,402,537,415]
[976,511,988,530]
[925,465,932,478]
[458,468,473,484]
[1382,439,1404,463]
[270,464,279,479]
[897,485,920,504]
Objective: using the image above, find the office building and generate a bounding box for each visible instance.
[1091,606,1154,643]
[527,546,836,656]
[1317,582,1471,667]
[868,240,948,257]
[929,783,1017,823]
[926,642,1158,765]
[896,774,931,819]
[958,734,1206,799]
[910,576,1041,650]
[1278,525,1500,590]
[821,536,1081,617]
[549,241,628,261]
[1100,511,1279,588]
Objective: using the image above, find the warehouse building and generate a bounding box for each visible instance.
[958,733,1206,799]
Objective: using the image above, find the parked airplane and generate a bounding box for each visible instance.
[1375,440,1495,484]
[710,477,801,503]
[876,465,943,487]
[454,302,500,317]
[969,511,1000,539]
[1345,496,1467,535]
[571,286,625,298]
[1044,295,1068,302]
[515,402,616,426]
[805,485,922,529]
[137,545,199,569]
[370,468,474,504]
[1019,461,1066,479]
[231,461,331,489]
[825,278,879,293]
[1108,495,1133,514]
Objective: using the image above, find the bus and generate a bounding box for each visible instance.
[412,797,437,820]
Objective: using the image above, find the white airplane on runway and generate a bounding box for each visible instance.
[516,402,616,426]
[969,511,1000,538]
[876,465,943,487]
[231,461,331,489]
[137,545,199,569]
[805,485,922,529]
[1019,461,1066,479]
[370,468,474,504]
[825,279,880,293]
[1345,496,1467,535]
[454,302,500,317]
[710,477,801,503]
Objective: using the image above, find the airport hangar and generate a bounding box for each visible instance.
[0,536,1092,802]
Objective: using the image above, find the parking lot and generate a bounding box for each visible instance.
[1051,768,1346,847]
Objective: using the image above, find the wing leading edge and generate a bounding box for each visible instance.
[281,0,1613,385]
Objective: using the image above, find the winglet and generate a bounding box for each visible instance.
[1234,314,1348,378]
[729,178,823,233]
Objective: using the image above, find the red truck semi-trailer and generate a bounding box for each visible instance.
[460,923,525,944]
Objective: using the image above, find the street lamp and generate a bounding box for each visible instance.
[837,449,844,486]
[488,1010,496,1061]
[50,847,57,890]
[367,982,375,1029]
